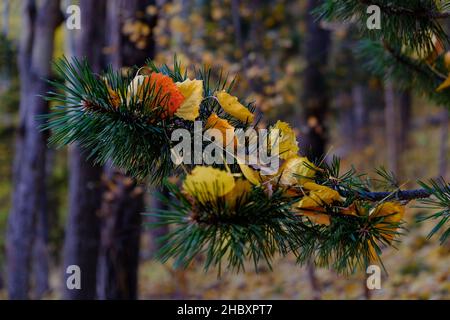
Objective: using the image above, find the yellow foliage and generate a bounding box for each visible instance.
[182,166,235,205]
[279,156,317,186]
[436,73,450,92]
[238,163,262,186]
[205,113,236,147]
[225,179,253,210]
[269,121,299,160]
[175,79,203,121]
[216,90,254,123]
[297,182,343,208]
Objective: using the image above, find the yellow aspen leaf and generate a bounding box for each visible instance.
[370,202,405,223]
[205,113,235,147]
[225,179,252,210]
[297,182,342,208]
[436,74,450,92]
[183,166,235,205]
[103,78,121,109]
[301,210,331,226]
[238,163,262,186]
[175,79,203,121]
[370,202,405,242]
[269,120,299,160]
[279,156,317,186]
[215,90,254,123]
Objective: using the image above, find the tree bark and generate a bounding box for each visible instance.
[438,109,448,178]
[299,0,330,300]
[1,0,9,37]
[7,0,62,300]
[399,90,412,149]
[299,0,331,161]
[97,168,145,299]
[96,0,157,300]
[384,80,399,175]
[62,0,107,299]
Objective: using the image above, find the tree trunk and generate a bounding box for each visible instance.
[97,168,145,299]
[299,0,331,161]
[96,0,157,300]
[300,0,330,300]
[438,109,449,178]
[399,90,412,149]
[1,0,9,37]
[7,0,61,300]
[353,84,370,149]
[62,0,107,299]
[384,80,399,175]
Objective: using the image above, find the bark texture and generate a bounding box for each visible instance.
[7,0,62,299]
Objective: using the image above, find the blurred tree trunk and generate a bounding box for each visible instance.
[147,187,170,256]
[1,0,9,37]
[384,80,399,175]
[62,0,107,299]
[399,90,411,148]
[299,0,331,161]
[96,0,156,300]
[353,85,370,149]
[7,0,62,299]
[439,109,448,178]
[299,0,330,300]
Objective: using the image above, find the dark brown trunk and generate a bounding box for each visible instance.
[7,0,61,299]
[62,0,107,299]
[96,0,157,300]
[438,109,448,178]
[97,168,145,299]
[399,90,412,148]
[384,80,399,175]
[353,85,370,149]
[300,0,330,299]
[299,0,331,161]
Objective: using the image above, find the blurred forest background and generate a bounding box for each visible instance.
[0,0,449,299]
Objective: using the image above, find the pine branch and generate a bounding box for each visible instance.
[341,188,432,202]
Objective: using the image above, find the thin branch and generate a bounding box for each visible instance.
[341,188,432,202]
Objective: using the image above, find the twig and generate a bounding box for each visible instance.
[341,188,432,202]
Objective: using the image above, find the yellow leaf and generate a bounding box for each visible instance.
[205,113,235,147]
[225,179,252,210]
[370,201,405,223]
[279,156,317,186]
[238,163,262,186]
[216,90,254,123]
[175,79,203,121]
[301,211,331,226]
[370,202,404,242]
[103,78,121,109]
[182,166,235,205]
[436,74,450,92]
[269,121,299,160]
[297,182,342,208]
